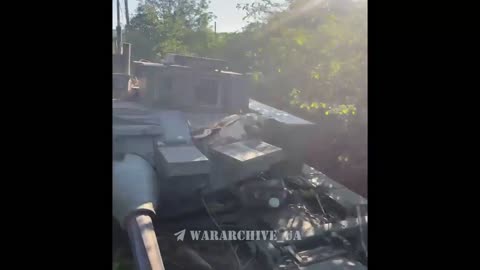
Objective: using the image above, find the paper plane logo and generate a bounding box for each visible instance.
[174,229,186,241]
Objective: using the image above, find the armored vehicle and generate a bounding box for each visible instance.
[113,40,367,270]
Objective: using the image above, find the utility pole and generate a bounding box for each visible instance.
[124,0,130,26]
[116,0,122,54]
[214,21,217,44]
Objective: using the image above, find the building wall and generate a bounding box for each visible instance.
[136,63,251,113]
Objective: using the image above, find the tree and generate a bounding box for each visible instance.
[126,0,215,60]
[126,3,162,60]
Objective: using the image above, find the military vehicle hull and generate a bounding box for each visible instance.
[112,53,367,270]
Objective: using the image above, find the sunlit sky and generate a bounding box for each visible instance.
[112,0,255,33]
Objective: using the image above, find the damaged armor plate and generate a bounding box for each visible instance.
[113,53,367,270]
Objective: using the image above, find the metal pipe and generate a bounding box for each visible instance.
[126,213,165,270]
[113,154,162,269]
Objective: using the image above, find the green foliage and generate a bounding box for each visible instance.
[126,0,215,60]
[231,0,367,198]
[238,0,367,116]
[236,0,289,22]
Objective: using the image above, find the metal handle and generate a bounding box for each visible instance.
[126,214,165,270]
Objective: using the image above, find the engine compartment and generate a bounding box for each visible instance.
[112,56,367,270]
[113,163,367,270]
